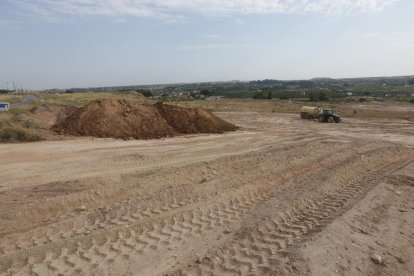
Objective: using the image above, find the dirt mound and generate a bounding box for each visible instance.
[154,102,237,134]
[53,99,238,139]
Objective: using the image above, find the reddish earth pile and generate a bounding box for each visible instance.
[53,99,238,139]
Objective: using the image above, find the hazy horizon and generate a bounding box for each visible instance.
[35,73,414,91]
[1,0,414,90]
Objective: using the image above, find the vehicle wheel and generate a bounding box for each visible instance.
[318,115,325,122]
[328,116,334,123]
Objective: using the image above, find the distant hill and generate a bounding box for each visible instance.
[41,75,414,102]
[42,75,414,93]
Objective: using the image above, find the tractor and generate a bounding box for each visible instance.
[317,109,341,123]
[300,106,341,123]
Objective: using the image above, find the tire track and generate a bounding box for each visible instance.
[0,188,277,275]
[172,157,413,275]
[1,142,408,275]
[0,141,349,257]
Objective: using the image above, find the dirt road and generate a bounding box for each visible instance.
[0,112,413,275]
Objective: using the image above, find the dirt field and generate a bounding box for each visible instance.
[0,110,413,275]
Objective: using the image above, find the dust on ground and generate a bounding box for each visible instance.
[0,108,413,275]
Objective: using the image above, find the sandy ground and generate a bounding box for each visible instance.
[0,112,413,275]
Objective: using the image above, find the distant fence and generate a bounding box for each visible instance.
[0,102,10,111]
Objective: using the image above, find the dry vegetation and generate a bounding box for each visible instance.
[0,92,148,142]
[0,92,412,142]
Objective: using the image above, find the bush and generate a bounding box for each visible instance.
[267,91,272,99]
[319,92,328,101]
[200,89,213,97]
[410,99,414,104]
[359,97,367,103]
[0,127,42,142]
[138,90,152,97]
[253,92,265,99]
[309,93,315,102]
[30,105,39,113]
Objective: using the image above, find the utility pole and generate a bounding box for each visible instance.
[5,82,8,91]
[13,82,16,93]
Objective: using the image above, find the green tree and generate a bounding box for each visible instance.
[267,91,272,99]
[253,91,265,99]
[309,93,315,102]
[136,89,152,97]
[200,89,213,97]
[319,92,328,101]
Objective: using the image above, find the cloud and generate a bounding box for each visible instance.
[8,0,398,21]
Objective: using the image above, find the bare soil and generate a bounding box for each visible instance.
[0,111,413,275]
[53,99,238,139]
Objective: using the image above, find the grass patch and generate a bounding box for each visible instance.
[169,99,302,113]
[37,92,150,107]
[0,126,42,142]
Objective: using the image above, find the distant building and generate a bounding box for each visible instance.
[411,93,414,97]
[0,102,10,111]
[346,92,353,96]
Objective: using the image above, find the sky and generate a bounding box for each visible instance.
[0,0,413,90]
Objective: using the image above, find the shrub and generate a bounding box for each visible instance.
[410,99,414,104]
[140,90,153,97]
[0,127,42,142]
[318,92,328,101]
[30,105,39,113]
[253,91,265,99]
[309,93,315,102]
[267,91,272,99]
[200,89,213,97]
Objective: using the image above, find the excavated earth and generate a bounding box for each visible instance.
[53,99,238,139]
[0,111,413,275]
